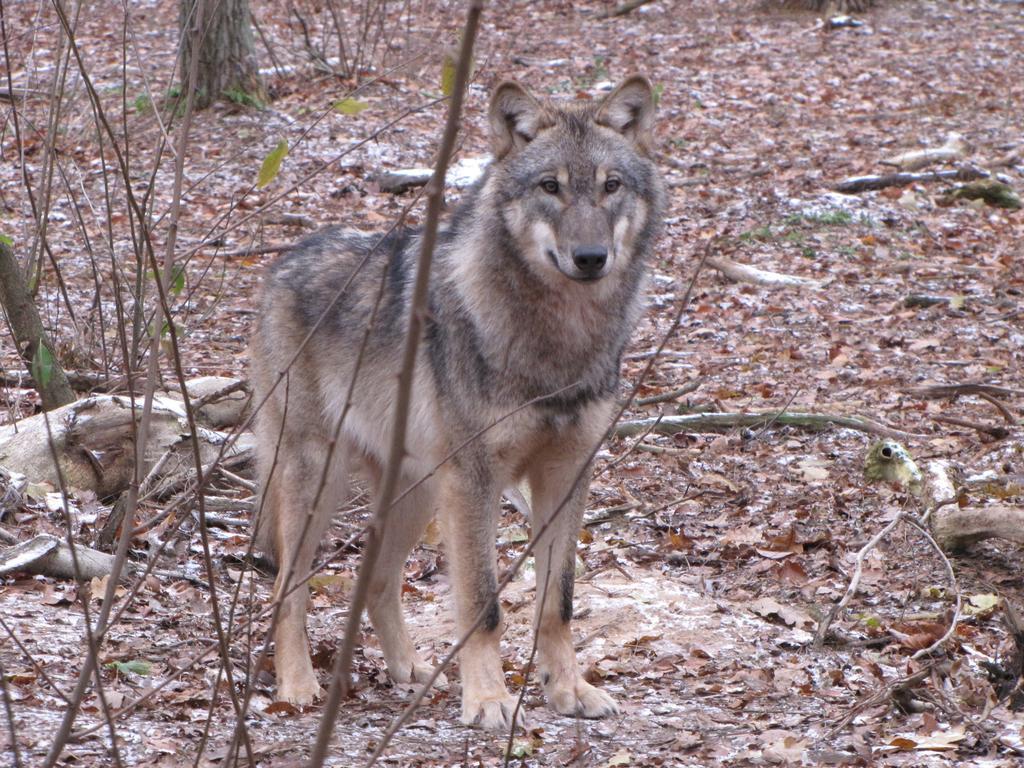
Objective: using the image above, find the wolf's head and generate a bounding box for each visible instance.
[485,76,664,286]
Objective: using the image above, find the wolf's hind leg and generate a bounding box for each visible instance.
[268,440,348,705]
[527,445,618,720]
[365,467,445,687]
[439,463,519,731]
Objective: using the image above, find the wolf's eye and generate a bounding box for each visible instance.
[540,178,560,194]
[604,178,622,194]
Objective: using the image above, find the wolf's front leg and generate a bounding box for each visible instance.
[439,463,519,731]
[528,445,619,720]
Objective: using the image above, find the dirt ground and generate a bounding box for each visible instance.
[1,0,1023,765]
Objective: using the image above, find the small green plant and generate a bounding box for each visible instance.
[787,209,853,227]
[224,88,264,109]
[740,225,773,243]
[133,93,152,114]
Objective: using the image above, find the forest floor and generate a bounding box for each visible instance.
[1,0,1023,766]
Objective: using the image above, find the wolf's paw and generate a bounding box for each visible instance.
[460,693,524,732]
[547,676,618,719]
[390,659,448,689]
[276,671,323,707]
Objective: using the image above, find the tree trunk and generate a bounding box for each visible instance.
[0,240,75,411]
[179,0,264,110]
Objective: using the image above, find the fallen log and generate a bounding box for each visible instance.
[0,533,116,580]
[834,165,988,194]
[0,394,251,500]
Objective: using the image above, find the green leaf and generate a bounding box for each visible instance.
[105,659,152,676]
[0,232,13,247]
[31,342,55,388]
[257,140,288,189]
[169,264,186,296]
[652,83,664,108]
[333,98,369,116]
[440,54,457,97]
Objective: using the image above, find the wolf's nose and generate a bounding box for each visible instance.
[572,246,607,276]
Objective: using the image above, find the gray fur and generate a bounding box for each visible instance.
[250,76,664,729]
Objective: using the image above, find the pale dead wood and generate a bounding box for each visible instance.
[881,135,968,171]
[707,256,823,289]
[0,534,115,580]
[596,0,657,19]
[931,505,1024,551]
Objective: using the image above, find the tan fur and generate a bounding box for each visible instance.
[250,76,664,731]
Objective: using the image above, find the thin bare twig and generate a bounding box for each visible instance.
[904,516,962,660]
[934,414,1008,439]
[308,4,484,765]
[814,510,907,649]
[634,378,703,406]
[977,391,1018,425]
[0,654,23,768]
[363,225,713,768]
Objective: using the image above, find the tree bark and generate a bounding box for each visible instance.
[179,0,264,110]
[0,240,75,410]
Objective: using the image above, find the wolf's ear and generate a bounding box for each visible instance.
[489,82,551,159]
[595,76,656,149]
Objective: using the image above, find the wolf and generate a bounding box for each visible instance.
[250,75,665,731]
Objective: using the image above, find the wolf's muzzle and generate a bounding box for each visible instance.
[571,245,607,280]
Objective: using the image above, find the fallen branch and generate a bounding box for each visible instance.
[634,378,703,406]
[905,382,1024,400]
[216,243,294,259]
[826,666,934,737]
[834,164,988,194]
[934,414,1009,439]
[706,257,822,289]
[903,516,961,661]
[977,392,1018,425]
[814,510,907,649]
[614,411,921,440]
[0,534,116,580]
